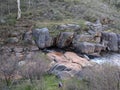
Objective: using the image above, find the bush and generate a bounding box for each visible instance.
[63,78,86,90]
[64,63,120,90]
[11,79,45,90]
[0,54,18,87]
[81,63,120,90]
[20,52,49,83]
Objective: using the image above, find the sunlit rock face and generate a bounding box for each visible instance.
[47,51,92,79]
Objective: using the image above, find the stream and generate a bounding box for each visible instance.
[44,48,120,66]
[91,53,120,66]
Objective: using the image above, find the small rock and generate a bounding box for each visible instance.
[15,53,24,60]
[14,47,23,53]
[9,32,19,37]
[30,46,39,51]
[23,31,35,44]
[7,37,19,44]
[0,18,6,24]
[57,24,80,30]
[58,81,63,88]
[18,61,26,66]
[85,20,103,31]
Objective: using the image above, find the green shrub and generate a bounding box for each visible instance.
[63,78,86,90]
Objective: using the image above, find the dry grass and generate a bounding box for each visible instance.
[64,63,120,90]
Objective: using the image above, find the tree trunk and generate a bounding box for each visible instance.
[17,0,21,19]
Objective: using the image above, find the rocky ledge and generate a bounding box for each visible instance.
[32,20,120,55]
[2,20,120,80]
[47,51,95,80]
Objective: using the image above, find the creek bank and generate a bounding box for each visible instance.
[32,20,120,55]
[47,51,93,80]
[1,20,120,80]
[91,52,120,66]
[31,20,120,79]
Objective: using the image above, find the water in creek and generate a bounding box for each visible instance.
[91,53,120,66]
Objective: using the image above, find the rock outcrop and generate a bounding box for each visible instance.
[101,32,118,51]
[47,51,92,79]
[32,21,120,54]
[56,32,74,48]
[72,32,103,54]
[32,28,53,49]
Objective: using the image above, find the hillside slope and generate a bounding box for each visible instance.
[0,0,120,45]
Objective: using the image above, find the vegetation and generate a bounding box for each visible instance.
[63,63,120,90]
[1,54,119,90]
[0,0,120,90]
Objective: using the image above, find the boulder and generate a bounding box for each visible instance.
[73,42,95,54]
[85,20,103,31]
[9,32,20,37]
[18,61,26,67]
[23,31,35,44]
[13,47,23,53]
[64,52,91,67]
[48,63,70,74]
[47,51,92,79]
[101,32,118,51]
[7,37,19,44]
[32,28,53,49]
[47,52,67,62]
[56,32,74,48]
[0,18,6,24]
[57,24,80,31]
[74,34,94,42]
[73,34,101,45]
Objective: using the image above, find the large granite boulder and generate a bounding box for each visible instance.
[73,34,101,44]
[47,51,91,79]
[72,32,103,54]
[73,42,95,54]
[56,32,74,48]
[101,32,118,51]
[32,28,53,49]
